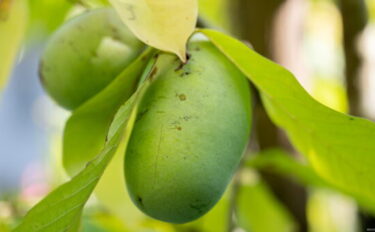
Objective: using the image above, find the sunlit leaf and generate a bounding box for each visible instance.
[200,29,375,211]
[109,0,198,62]
[236,172,297,232]
[311,77,348,113]
[13,77,151,232]
[0,0,28,90]
[63,48,154,176]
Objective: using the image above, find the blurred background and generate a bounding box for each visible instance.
[0,0,374,231]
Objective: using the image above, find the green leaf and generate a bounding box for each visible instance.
[247,149,328,188]
[0,0,28,90]
[249,153,359,232]
[63,48,154,176]
[108,0,198,62]
[236,173,297,232]
[200,29,375,210]
[13,78,151,232]
[247,149,363,212]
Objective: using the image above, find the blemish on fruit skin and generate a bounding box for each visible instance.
[136,108,149,122]
[176,126,182,131]
[141,55,148,61]
[137,195,144,208]
[349,117,355,121]
[111,33,122,42]
[171,120,180,126]
[149,67,158,80]
[181,115,192,121]
[110,26,122,41]
[189,201,208,214]
[180,71,190,77]
[178,94,187,101]
[67,41,81,54]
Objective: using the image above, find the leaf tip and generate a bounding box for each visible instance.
[176,47,187,63]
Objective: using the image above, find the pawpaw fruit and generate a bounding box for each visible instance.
[40,8,144,110]
[125,40,252,223]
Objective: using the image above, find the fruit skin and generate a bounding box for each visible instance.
[125,40,252,223]
[40,8,144,110]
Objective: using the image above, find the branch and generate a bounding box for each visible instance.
[338,0,368,116]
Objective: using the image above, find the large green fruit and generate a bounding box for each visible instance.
[40,8,144,110]
[125,40,252,223]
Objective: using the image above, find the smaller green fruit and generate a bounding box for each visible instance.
[40,8,144,110]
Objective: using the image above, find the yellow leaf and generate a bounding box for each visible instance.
[109,0,198,62]
[0,0,28,90]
